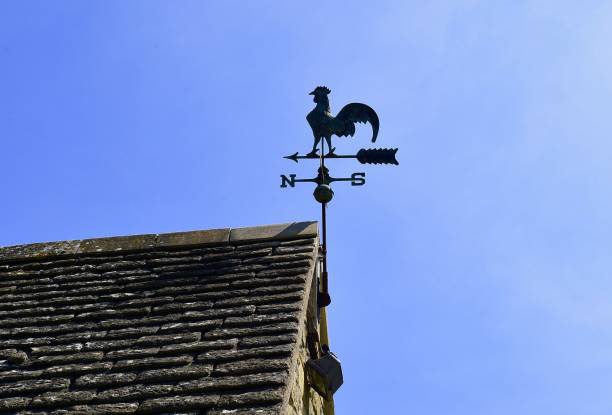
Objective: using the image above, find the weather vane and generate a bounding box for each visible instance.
[280,86,399,308]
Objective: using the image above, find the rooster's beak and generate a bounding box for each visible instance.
[308,90,315,95]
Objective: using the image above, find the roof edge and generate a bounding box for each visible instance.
[0,221,318,264]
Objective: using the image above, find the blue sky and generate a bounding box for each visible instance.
[2,1,612,413]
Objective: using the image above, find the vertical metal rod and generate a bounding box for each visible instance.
[321,200,328,295]
[319,138,330,307]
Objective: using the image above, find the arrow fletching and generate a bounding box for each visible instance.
[356,148,399,165]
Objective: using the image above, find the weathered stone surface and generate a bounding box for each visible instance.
[223,312,299,328]
[214,358,290,376]
[105,347,160,360]
[114,355,192,370]
[0,223,320,415]
[106,326,158,340]
[239,333,297,348]
[0,396,31,411]
[182,305,256,320]
[96,383,176,403]
[150,300,213,315]
[137,364,213,383]
[74,307,150,322]
[0,378,70,397]
[31,391,96,407]
[234,240,280,251]
[2,305,56,319]
[256,302,302,314]
[0,313,75,329]
[97,316,170,331]
[208,405,282,415]
[198,344,293,363]
[156,228,230,248]
[31,352,103,367]
[44,362,113,377]
[78,234,156,256]
[285,318,329,415]
[251,284,306,296]
[217,388,284,406]
[215,292,304,308]
[84,339,136,352]
[0,337,54,349]
[274,244,315,255]
[242,254,312,267]
[230,222,317,243]
[75,373,138,388]
[229,275,306,290]
[3,322,100,339]
[174,289,249,303]
[56,330,108,343]
[158,319,223,334]
[204,322,299,340]
[0,239,80,263]
[0,369,44,382]
[117,296,173,308]
[31,343,84,356]
[85,403,140,415]
[158,338,238,355]
[0,348,29,364]
[177,372,288,394]
[136,395,219,414]
[133,332,201,347]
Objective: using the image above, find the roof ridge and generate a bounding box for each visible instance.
[0,221,318,264]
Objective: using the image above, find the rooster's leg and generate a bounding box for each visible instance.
[325,136,336,156]
[307,137,321,157]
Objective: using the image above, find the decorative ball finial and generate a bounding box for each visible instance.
[313,184,334,203]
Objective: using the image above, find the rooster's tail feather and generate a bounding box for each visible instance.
[335,103,379,142]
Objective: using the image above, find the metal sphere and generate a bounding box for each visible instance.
[313,184,334,203]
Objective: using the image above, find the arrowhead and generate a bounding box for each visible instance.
[284,152,299,163]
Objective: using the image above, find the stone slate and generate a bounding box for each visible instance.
[0,223,318,414]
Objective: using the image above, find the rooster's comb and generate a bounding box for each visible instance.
[313,86,331,94]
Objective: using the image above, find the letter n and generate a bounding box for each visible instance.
[280,174,296,188]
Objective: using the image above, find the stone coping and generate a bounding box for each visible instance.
[0,221,318,264]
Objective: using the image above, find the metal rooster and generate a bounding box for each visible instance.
[306,86,379,156]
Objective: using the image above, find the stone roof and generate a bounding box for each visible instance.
[0,222,320,415]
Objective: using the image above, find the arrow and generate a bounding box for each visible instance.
[283,152,354,162]
[284,148,398,165]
